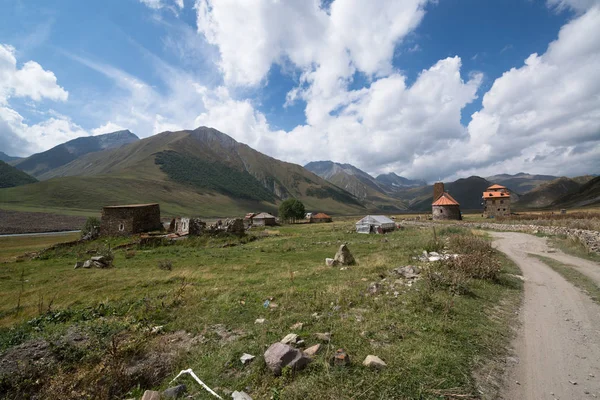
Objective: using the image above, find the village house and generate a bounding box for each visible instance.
[100,203,163,236]
[251,212,277,226]
[355,215,396,234]
[169,217,190,235]
[431,182,461,220]
[310,212,333,223]
[483,184,511,218]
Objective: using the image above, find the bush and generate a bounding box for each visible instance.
[81,217,100,239]
[124,250,136,259]
[158,260,173,271]
[449,234,493,254]
[446,252,502,281]
[422,266,471,296]
[278,198,305,224]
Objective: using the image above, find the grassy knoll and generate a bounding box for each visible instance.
[0,222,522,399]
[0,232,81,262]
[547,235,600,263]
[530,254,600,303]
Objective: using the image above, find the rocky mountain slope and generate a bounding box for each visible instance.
[515,177,582,208]
[0,160,37,188]
[552,176,600,208]
[13,130,139,178]
[1,127,365,216]
[485,172,558,194]
[375,172,426,191]
[0,152,21,163]
[304,161,406,211]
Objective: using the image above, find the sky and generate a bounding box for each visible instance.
[0,0,599,182]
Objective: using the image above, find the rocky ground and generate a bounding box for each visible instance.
[0,209,87,235]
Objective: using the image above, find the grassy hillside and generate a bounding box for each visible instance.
[515,177,580,208]
[485,173,558,193]
[552,176,600,208]
[0,160,37,188]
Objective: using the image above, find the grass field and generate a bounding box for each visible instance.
[0,232,81,262]
[0,222,522,399]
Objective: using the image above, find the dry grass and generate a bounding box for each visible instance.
[496,211,600,231]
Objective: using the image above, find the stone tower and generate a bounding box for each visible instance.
[433,182,444,202]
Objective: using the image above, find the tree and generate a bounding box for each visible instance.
[81,216,100,239]
[278,198,306,224]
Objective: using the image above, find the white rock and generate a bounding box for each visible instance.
[240,353,255,365]
[254,318,266,324]
[232,391,253,400]
[363,355,387,369]
[280,333,299,345]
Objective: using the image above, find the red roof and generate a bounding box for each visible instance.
[483,191,511,198]
[487,184,507,190]
[432,192,460,206]
[312,213,331,219]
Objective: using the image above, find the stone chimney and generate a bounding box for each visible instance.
[433,182,445,202]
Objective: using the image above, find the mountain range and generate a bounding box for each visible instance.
[0,152,21,163]
[0,127,597,216]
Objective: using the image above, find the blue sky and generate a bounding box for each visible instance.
[0,0,598,181]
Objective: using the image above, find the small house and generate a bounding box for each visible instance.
[310,212,332,223]
[355,215,396,234]
[100,203,163,237]
[483,184,511,218]
[431,182,461,220]
[252,212,277,226]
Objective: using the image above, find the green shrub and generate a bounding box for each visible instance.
[81,217,100,239]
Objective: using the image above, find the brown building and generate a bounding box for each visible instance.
[100,203,162,236]
[483,184,511,218]
[251,212,277,226]
[431,182,461,220]
[310,212,333,223]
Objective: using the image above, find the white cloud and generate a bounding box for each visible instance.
[547,0,600,12]
[139,0,184,10]
[91,122,127,136]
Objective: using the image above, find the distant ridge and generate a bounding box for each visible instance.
[14,130,140,178]
[0,151,21,163]
[0,160,37,188]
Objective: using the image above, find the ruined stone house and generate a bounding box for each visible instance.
[169,217,190,235]
[483,184,511,218]
[100,204,163,236]
[431,182,461,220]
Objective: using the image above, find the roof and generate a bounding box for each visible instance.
[253,212,276,219]
[483,191,511,198]
[356,215,395,225]
[432,192,460,206]
[103,203,159,209]
[244,213,256,219]
[487,184,507,190]
[312,212,331,219]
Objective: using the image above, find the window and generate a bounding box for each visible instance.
[497,208,500,211]
[500,200,504,204]
[503,208,506,211]
[119,223,125,231]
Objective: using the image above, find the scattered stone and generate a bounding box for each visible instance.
[368,282,381,295]
[254,318,266,324]
[162,384,187,399]
[91,255,107,263]
[74,261,83,269]
[340,267,348,271]
[315,332,331,342]
[264,342,311,375]
[311,312,321,320]
[240,353,255,365]
[151,325,164,334]
[428,256,442,262]
[362,355,387,369]
[331,348,350,366]
[392,265,421,279]
[325,258,336,266]
[268,302,279,309]
[232,391,253,400]
[361,278,368,281]
[82,260,92,268]
[280,333,300,345]
[334,244,356,266]
[290,322,303,330]
[569,380,578,385]
[141,390,161,400]
[303,344,321,357]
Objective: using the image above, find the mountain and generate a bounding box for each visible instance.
[0,160,37,188]
[375,172,426,191]
[304,161,406,211]
[0,152,21,163]
[407,176,499,211]
[552,176,600,208]
[13,130,140,178]
[485,172,558,194]
[515,177,581,208]
[0,127,366,217]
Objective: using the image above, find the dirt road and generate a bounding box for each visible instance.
[491,231,600,400]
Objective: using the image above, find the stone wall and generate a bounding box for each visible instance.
[401,220,600,255]
[433,182,444,202]
[100,204,162,237]
[484,199,511,218]
[432,205,461,221]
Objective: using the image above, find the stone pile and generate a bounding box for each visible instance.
[74,255,112,269]
[402,220,600,255]
[326,244,356,266]
[415,251,459,262]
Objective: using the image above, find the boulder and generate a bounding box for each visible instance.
[188,218,207,236]
[290,322,303,330]
[74,261,83,269]
[232,391,253,400]
[91,255,107,263]
[264,342,311,375]
[303,344,321,357]
[333,244,356,266]
[141,390,161,400]
[368,282,381,295]
[325,258,336,267]
[362,355,387,369]
[331,348,350,366]
[254,318,266,324]
[82,260,92,268]
[162,384,187,399]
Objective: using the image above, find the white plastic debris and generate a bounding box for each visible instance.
[171,368,223,399]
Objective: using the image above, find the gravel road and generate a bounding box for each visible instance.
[491,231,600,400]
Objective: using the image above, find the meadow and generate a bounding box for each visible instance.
[0,221,522,399]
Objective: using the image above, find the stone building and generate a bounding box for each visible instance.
[100,203,162,236]
[310,212,332,223]
[169,217,190,235]
[252,212,277,226]
[431,182,461,220]
[483,184,511,218]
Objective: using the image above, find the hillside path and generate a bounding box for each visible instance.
[491,231,600,400]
